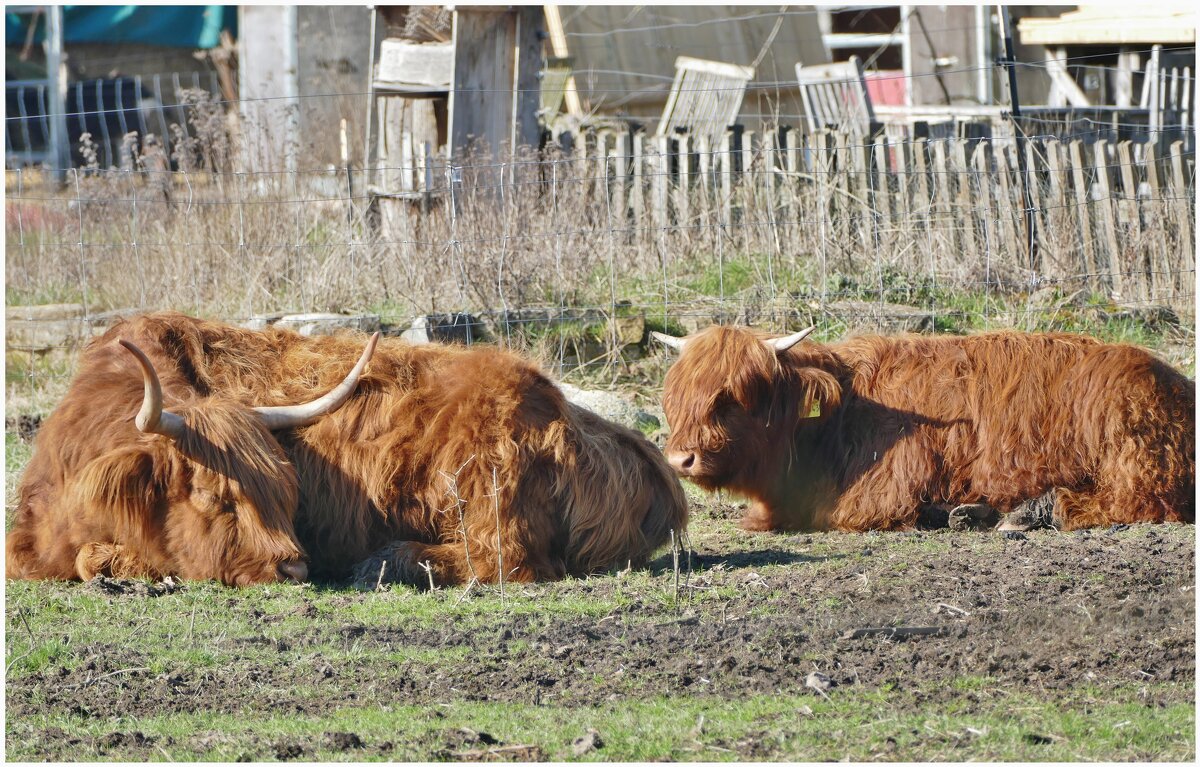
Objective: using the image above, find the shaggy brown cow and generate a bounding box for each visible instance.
[9,313,687,587]
[6,327,379,586]
[653,326,1194,532]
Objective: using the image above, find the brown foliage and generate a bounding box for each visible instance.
[7,313,687,586]
[660,326,1195,532]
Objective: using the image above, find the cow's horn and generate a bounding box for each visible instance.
[120,340,187,440]
[651,331,687,351]
[767,326,816,353]
[252,332,380,430]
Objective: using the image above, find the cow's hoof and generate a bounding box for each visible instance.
[947,503,1000,531]
[998,490,1058,531]
[351,541,428,590]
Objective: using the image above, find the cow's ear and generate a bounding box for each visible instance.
[795,367,842,421]
[76,446,164,538]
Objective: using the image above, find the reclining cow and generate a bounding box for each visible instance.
[8,313,687,587]
[653,325,1194,532]
[6,329,379,586]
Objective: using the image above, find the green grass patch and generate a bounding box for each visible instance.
[6,685,1191,762]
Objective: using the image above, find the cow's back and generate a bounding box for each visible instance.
[832,331,1193,517]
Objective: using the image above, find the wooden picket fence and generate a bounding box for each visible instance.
[377,123,1194,315]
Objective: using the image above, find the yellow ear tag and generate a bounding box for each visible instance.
[807,400,821,418]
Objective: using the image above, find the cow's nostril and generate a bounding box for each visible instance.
[668,450,697,475]
[278,560,308,583]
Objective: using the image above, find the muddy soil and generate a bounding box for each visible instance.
[6,521,1193,760]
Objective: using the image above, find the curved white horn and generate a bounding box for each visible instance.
[651,331,687,352]
[253,331,380,430]
[767,326,816,353]
[120,340,187,440]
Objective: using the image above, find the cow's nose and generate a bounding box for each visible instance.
[667,450,697,475]
[278,560,308,583]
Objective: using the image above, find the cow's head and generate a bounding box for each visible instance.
[78,333,378,586]
[653,326,841,490]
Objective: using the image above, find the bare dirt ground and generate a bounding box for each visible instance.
[5,495,1194,761]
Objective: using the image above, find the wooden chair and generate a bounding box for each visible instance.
[1141,44,1193,149]
[795,55,880,137]
[655,56,755,146]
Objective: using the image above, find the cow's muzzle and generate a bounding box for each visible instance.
[278,560,309,583]
[666,450,698,476]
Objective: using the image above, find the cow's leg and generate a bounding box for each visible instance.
[740,501,776,532]
[996,489,1059,531]
[1053,483,1182,530]
[353,539,561,589]
[75,543,161,580]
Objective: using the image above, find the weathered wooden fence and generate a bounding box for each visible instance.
[377,124,1194,315]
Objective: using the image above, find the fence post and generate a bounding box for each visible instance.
[952,138,978,265]
[1042,138,1065,280]
[651,134,669,235]
[972,141,996,270]
[1093,139,1125,297]
[612,130,629,229]
[720,130,733,236]
[1169,140,1194,286]
[873,135,893,245]
[1000,5,1039,273]
[594,129,610,205]
[993,142,1020,269]
[674,133,691,233]
[1116,140,1150,302]
[631,130,645,238]
[931,139,954,257]
[1068,139,1098,291]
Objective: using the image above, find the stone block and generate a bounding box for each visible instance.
[399,313,485,345]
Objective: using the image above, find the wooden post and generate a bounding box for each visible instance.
[1169,141,1194,285]
[611,129,629,227]
[993,142,1020,267]
[932,140,954,254]
[1093,140,1124,296]
[999,6,1038,273]
[674,133,691,232]
[1116,140,1149,301]
[1142,140,1170,300]
[631,131,645,237]
[594,130,610,204]
[893,137,912,241]
[1043,138,1065,277]
[1024,140,1045,269]
[913,138,931,232]
[952,138,978,263]
[1068,139,1098,289]
[833,131,851,260]
[720,130,733,234]
[972,141,996,264]
[652,134,669,234]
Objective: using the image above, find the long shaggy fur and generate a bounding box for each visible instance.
[8,312,687,586]
[660,326,1194,532]
[7,349,304,586]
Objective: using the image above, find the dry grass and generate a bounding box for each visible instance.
[7,100,1194,328]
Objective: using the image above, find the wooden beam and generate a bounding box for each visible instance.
[544,4,582,116]
[1046,48,1090,108]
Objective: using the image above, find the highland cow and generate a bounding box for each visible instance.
[653,326,1194,532]
[6,327,378,586]
[9,313,687,587]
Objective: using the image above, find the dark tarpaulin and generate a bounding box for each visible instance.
[6,5,236,49]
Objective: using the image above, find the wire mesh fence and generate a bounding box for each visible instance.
[5,56,1197,409]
